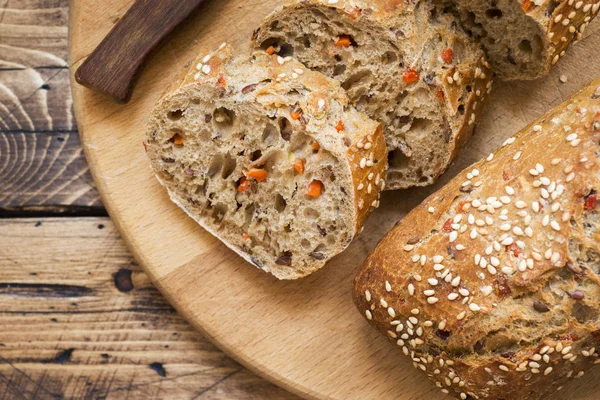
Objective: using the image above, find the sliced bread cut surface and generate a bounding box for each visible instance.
[354,78,600,399]
[446,0,600,80]
[145,45,387,280]
[252,0,492,190]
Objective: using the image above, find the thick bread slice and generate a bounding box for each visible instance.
[145,45,387,280]
[354,78,600,399]
[251,0,492,190]
[446,0,600,80]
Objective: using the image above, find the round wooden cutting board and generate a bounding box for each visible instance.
[70,1,600,399]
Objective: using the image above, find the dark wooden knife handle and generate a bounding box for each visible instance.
[75,0,208,104]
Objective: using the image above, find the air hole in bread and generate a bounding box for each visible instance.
[304,207,320,220]
[571,302,597,323]
[548,0,560,14]
[212,203,228,224]
[518,39,533,54]
[250,150,262,162]
[208,154,224,177]
[341,70,372,91]
[388,148,410,169]
[333,64,346,76]
[301,239,311,249]
[279,43,294,57]
[244,203,256,227]
[221,153,237,179]
[270,20,282,32]
[275,193,287,212]
[262,123,278,144]
[197,180,208,197]
[278,117,293,141]
[302,35,312,48]
[213,107,235,127]
[382,51,398,64]
[457,104,465,115]
[485,8,503,19]
[259,37,279,51]
[168,109,184,120]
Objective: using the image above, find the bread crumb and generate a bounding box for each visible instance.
[560,74,568,83]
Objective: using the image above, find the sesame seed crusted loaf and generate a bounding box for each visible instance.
[354,77,600,399]
[145,45,387,280]
[251,0,492,190]
[444,0,600,80]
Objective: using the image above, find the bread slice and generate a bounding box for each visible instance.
[445,0,600,80]
[251,0,492,190]
[145,45,387,280]
[354,78,600,399]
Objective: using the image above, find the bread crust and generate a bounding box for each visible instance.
[146,45,387,279]
[354,77,600,399]
[251,0,493,190]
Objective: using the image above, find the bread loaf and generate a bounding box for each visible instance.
[354,77,600,399]
[145,45,387,280]
[252,0,492,190]
[445,0,600,80]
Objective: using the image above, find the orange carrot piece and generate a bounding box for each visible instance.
[441,48,454,64]
[294,159,305,174]
[172,133,184,145]
[307,180,324,197]
[246,168,268,182]
[335,35,352,48]
[403,68,419,83]
[266,46,276,55]
[336,120,345,132]
[238,177,250,192]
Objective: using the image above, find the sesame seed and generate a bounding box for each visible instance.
[380,299,388,308]
[408,284,415,295]
[409,316,418,324]
[428,207,435,213]
[499,365,509,371]
[449,231,458,242]
[365,310,372,320]
[385,281,392,292]
[448,293,459,300]
[201,64,211,74]
[365,290,371,302]
[388,307,396,317]
[456,311,466,320]
[427,297,439,304]
[469,303,481,312]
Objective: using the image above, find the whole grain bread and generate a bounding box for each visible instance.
[251,0,492,190]
[354,77,600,399]
[145,45,387,280]
[444,0,600,80]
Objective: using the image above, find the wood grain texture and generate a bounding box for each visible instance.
[69,0,600,399]
[0,217,299,400]
[0,0,102,211]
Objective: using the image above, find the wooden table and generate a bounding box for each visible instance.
[0,1,299,398]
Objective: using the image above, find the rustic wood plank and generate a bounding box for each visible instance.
[0,217,299,399]
[0,0,102,211]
